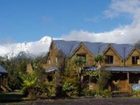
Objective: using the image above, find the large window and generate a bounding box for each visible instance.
[132,56,139,64]
[105,55,113,64]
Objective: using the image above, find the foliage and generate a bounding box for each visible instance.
[0,52,48,90]
[75,56,86,66]
[82,86,96,96]
[85,69,111,92]
[62,77,79,97]
[20,71,38,98]
[95,89,111,98]
[85,70,99,77]
[97,69,111,91]
[0,56,31,90]
[132,90,140,97]
[94,55,111,96]
[62,59,79,97]
[45,81,56,97]
[94,55,104,64]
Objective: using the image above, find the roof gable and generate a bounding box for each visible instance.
[53,40,80,56]
[69,42,94,57]
[126,48,140,60]
[111,43,134,59]
[103,44,122,60]
[53,40,135,59]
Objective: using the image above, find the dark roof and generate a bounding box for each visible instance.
[53,40,135,59]
[111,43,134,59]
[105,66,140,72]
[84,42,105,55]
[54,40,80,56]
[0,66,7,74]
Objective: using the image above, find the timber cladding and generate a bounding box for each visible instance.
[104,47,123,66]
[125,49,140,66]
[70,43,94,66]
[46,40,140,68]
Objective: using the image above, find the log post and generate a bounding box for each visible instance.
[127,72,130,83]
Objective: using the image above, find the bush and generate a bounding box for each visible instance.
[62,79,78,97]
[132,90,140,97]
[95,89,111,98]
[101,89,112,98]
[82,88,96,96]
[46,81,56,97]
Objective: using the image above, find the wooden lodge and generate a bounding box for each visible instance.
[45,40,140,93]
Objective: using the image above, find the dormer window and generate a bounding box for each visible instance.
[105,55,113,64]
[132,56,139,64]
[76,54,86,64]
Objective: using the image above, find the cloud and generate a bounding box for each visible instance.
[0,36,52,58]
[62,0,140,44]
[1,0,140,58]
[104,0,140,19]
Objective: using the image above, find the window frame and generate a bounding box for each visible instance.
[105,55,114,64]
[132,56,139,65]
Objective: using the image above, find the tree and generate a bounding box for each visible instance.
[20,70,38,98]
[75,56,86,96]
[62,58,79,97]
[94,55,104,69]
[94,55,111,95]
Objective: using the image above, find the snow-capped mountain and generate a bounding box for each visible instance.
[0,36,52,59]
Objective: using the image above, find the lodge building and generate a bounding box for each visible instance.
[46,40,140,93]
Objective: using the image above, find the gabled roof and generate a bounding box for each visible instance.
[111,43,134,59]
[84,42,104,55]
[52,40,135,59]
[0,66,7,74]
[125,48,140,60]
[53,40,80,56]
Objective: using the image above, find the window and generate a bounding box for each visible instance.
[105,55,113,64]
[132,56,139,64]
[76,54,86,64]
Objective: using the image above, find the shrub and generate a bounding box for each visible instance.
[82,87,96,96]
[132,90,140,97]
[20,71,38,99]
[62,78,78,97]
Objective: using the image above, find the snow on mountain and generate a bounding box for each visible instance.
[0,36,52,59]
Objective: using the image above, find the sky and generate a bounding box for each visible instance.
[0,0,140,57]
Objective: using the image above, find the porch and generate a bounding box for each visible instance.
[83,66,140,93]
[106,66,140,93]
